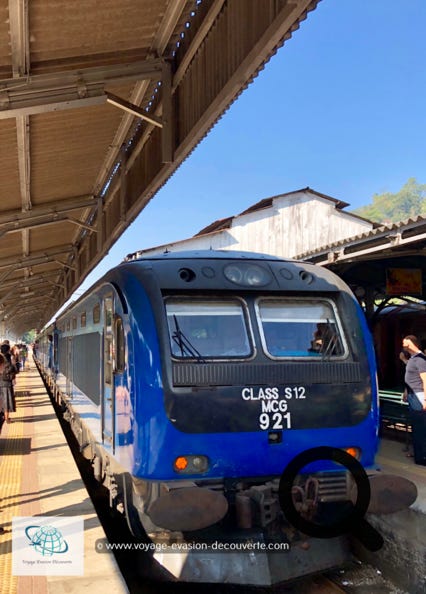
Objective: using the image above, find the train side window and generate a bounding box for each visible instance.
[81,312,86,327]
[165,298,252,359]
[256,299,346,359]
[104,297,113,385]
[114,316,125,373]
[93,304,101,324]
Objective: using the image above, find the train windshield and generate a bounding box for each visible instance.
[166,298,251,359]
[256,298,346,359]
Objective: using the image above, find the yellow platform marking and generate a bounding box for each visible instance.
[0,367,37,594]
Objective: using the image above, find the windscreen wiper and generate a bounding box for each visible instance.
[172,315,206,363]
[320,319,340,359]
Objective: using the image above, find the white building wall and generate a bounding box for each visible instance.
[137,189,373,258]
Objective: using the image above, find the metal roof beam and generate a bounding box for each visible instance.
[0,93,106,118]
[9,1,32,274]
[151,0,188,52]
[0,245,72,270]
[8,0,29,78]
[0,271,61,294]
[16,116,31,212]
[0,59,164,119]
[2,290,54,307]
[53,259,77,272]
[0,213,97,235]
[92,1,187,196]
[2,297,55,321]
[106,92,163,128]
[10,0,31,207]
[0,195,96,225]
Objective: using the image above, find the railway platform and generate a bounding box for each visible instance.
[355,434,426,593]
[0,359,128,594]
[1,358,425,593]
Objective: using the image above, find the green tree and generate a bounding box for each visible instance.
[21,329,37,344]
[352,178,426,223]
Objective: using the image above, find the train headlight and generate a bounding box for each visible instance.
[173,455,209,474]
[224,263,271,287]
[343,447,361,460]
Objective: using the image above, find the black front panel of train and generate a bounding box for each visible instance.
[147,260,372,435]
[164,362,371,433]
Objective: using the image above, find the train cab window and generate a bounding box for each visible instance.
[166,298,251,359]
[257,299,346,359]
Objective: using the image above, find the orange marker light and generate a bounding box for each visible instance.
[174,456,188,471]
[344,447,359,459]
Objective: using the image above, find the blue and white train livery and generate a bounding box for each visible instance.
[36,250,380,584]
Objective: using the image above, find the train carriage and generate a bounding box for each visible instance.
[36,250,380,584]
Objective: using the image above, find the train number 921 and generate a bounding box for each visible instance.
[240,385,306,430]
[259,411,291,430]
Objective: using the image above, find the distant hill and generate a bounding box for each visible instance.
[352,178,426,224]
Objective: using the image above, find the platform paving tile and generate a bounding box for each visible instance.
[0,361,129,594]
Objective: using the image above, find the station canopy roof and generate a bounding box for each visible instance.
[0,0,320,338]
[300,215,426,318]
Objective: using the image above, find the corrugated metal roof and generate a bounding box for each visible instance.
[195,216,234,236]
[298,215,426,263]
[0,0,322,337]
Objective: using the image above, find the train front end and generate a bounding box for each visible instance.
[123,250,379,584]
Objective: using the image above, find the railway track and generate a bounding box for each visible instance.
[48,378,406,594]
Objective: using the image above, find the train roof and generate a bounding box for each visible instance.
[124,249,302,264]
[38,249,350,333]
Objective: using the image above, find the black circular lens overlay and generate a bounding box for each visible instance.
[278,446,383,551]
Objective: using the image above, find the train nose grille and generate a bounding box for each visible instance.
[316,471,350,502]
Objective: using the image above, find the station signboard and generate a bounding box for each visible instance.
[385,268,422,296]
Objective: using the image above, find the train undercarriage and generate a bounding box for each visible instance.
[38,364,417,586]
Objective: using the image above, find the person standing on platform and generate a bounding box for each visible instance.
[0,353,4,535]
[399,348,414,457]
[19,344,28,370]
[0,353,7,432]
[0,343,16,424]
[402,335,426,466]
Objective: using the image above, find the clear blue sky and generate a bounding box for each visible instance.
[74,0,426,297]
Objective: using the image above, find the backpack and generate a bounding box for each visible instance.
[2,360,16,382]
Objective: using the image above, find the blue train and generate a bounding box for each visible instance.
[36,250,380,584]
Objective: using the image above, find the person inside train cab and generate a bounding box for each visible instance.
[402,335,426,466]
[308,327,324,355]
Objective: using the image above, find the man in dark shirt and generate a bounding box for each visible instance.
[402,335,426,466]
